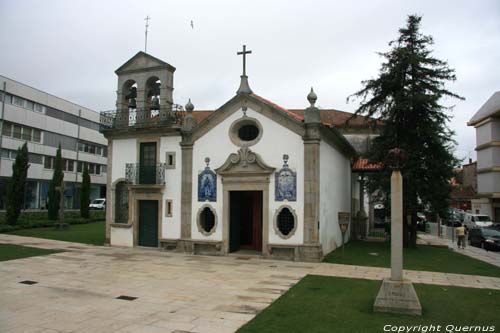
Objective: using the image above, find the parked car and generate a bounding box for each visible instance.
[463,213,493,229]
[89,198,106,210]
[468,227,500,251]
[417,212,427,231]
[445,217,462,227]
[491,224,500,231]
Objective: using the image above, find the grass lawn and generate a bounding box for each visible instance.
[239,275,500,333]
[0,244,61,262]
[6,221,105,245]
[324,240,500,278]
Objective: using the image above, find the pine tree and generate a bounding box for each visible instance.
[6,143,30,225]
[349,15,463,247]
[48,145,64,220]
[80,163,90,219]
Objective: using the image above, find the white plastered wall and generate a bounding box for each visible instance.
[159,136,182,239]
[191,107,304,245]
[319,141,351,255]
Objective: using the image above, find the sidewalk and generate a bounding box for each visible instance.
[418,233,500,268]
[2,234,500,290]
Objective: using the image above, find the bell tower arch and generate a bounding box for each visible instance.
[114,51,176,125]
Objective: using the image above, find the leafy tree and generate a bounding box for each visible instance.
[6,143,30,225]
[349,15,463,247]
[48,145,64,220]
[80,163,90,218]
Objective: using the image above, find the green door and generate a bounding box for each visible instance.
[139,142,157,184]
[138,200,158,247]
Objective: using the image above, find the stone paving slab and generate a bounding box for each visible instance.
[1,234,500,333]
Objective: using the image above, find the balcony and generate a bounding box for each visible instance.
[100,104,185,131]
[125,163,166,185]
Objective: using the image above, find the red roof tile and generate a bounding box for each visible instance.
[251,94,304,122]
[352,158,383,171]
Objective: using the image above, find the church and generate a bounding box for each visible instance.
[101,48,378,262]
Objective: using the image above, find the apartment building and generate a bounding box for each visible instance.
[0,75,107,210]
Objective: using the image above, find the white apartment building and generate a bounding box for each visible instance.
[0,75,107,210]
[468,91,500,222]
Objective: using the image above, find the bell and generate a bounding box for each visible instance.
[125,86,137,100]
[128,98,137,109]
[151,96,160,110]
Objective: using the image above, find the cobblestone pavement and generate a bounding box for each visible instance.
[418,233,500,268]
[1,235,500,333]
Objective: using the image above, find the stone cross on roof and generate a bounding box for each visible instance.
[237,45,252,76]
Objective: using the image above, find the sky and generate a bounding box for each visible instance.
[0,0,499,162]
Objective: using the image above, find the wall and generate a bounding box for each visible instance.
[110,226,134,246]
[477,147,500,170]
[319,141,351,254]
[111,138,137,182]
[191,106,305,245]
[159,136,182,239]
[477,173,500,194]
[476,122,492,146]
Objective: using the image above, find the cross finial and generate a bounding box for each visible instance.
[237,45,252,76]
[145,16,150,53]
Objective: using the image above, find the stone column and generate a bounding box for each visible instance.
[105,139,113,244]
[301,88,322,261]
[391,170,403,281]
[374,148,421,316]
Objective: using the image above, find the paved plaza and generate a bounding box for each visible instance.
[1,235,500,333]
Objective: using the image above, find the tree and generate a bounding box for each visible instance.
[6,143,30,225]
[349,15,463,247]
[48,144,64,220]
[80,163,90,218]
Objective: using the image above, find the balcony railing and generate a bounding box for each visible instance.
[125,163,166,185]
[100,104,185,131]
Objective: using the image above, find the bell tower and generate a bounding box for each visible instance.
[114,51,176,125]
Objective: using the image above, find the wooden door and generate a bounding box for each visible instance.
[139,142,156,184]
[138,200,158,247]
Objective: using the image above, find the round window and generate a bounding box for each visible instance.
[229,117,263,147]
[200,206,216,233]
[238,125,259,141]
[277,207,295,237]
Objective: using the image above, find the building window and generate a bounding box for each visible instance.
[274,206,298,239]
[166,152,176,169]
[67,160,74,171]
[3,122,12,136]
[28,153,43,164]
[165,199,173,217]
[115,181,128,224]
[229,117,263,147]
[26,101,34,111]
[12,95,24,107]
[44,156,54,169]
[13,125,22,139]
[197,205,217,236]
[32,129,41,143]
[238,124,259,141]
[34,103,44,113]
[21,127,32,141]
[95,164,101,175]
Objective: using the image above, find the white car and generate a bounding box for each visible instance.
[89,198,106,210]
[463,213,493,229]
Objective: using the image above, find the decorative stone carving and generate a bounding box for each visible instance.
[275,154,297,201]
[198,157,217,202]
[215,147,275,176]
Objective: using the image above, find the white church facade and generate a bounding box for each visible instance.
[102,50,376,262]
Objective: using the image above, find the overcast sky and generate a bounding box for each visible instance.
[1,0,499,162]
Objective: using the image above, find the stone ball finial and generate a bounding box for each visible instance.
[307,87,317,107]
[185,98,194,112]
[204,157,210,168]
[387,148,408,170]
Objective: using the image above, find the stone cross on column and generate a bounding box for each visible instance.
[374,148,421,316]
